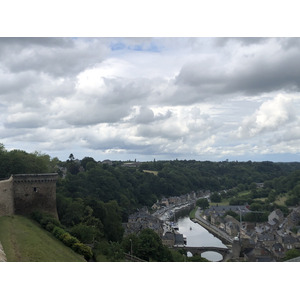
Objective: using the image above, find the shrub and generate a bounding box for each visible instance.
[72,242,93,260]
[52,226,66,240]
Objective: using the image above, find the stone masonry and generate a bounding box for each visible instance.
[0,173,58,218]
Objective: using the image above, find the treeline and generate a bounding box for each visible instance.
[0,144,58,179]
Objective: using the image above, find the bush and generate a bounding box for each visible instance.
[72,242,93,260]
[52,226,66,240]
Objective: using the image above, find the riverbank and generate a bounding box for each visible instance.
[191,208,233,246]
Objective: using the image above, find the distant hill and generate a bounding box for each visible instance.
[0,215,86,262]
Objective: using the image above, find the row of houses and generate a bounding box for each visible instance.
[202,205,300,261]
[152,190,210,211]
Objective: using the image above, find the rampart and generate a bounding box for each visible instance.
[0,173,58,218]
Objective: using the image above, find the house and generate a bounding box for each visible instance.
[151,203,160,211]
[271,243,285,259]
[162,231,175,247]
[224,215,240,237]
[161,198,169,207]
[204,205,250,218]
[268,209,284,226]
[243,246,275,262]
[285,208,300,229]
[256,233,277,248]
[280,234,299,251]
[124,209,164,237]
[241,222,256,235]
[162,231,186,247]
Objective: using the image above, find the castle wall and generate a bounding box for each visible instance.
[13,173,58,218]
[0,176,14,216]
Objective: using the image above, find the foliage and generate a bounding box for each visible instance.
[210,192,221,203]
[196,198,209,210]
[31,211,93,260]
[282,248,300,261]
[122,229,173,262]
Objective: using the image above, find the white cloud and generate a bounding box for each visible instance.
[237,94,295,138]
[1,37,300,161]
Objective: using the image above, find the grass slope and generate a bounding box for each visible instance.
[0,215,86,262]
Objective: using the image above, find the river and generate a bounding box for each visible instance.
[174,208,227,261]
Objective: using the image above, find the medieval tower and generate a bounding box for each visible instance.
[0,173,58,218]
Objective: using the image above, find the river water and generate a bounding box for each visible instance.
[174,208,227,261]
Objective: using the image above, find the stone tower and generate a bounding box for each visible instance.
[0,173,58,218]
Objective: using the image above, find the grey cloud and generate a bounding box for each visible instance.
[214,37,270,47]
[133,107,154,124]
[174,41,300,104]
[65,102,132,126]
[131,107,172,124]
[0,71,36,96]
[0,38,109,77]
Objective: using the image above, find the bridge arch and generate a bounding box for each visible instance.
[180,246,231,262]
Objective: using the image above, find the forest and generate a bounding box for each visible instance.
[1,143,300,261]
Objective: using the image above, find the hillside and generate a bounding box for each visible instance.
[0,215,86,262]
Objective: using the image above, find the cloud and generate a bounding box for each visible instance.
[237,94,295,138]
[0,38,110,77]
[4,112,47,129]
[2,37,300,161]
[174,38,300,104]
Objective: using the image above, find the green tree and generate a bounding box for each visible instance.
[134,228,172,262]
[196,198,209,210]
[282,249,300,261]
[210,192,221,203]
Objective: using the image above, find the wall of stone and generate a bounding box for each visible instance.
[13,174,58,218]
[0,176,14,216]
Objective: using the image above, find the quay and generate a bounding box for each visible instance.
[192,208,233,245]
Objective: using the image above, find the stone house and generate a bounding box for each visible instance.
[256,233,278,248]
[224,215,240,237]
[151,203,160,211]
[161,198,169,207]
[268,209,284,226]
[162,231,186,247]
[279,234,299,251]
[162,231,175,247]
[285,208,300,229]
[244,246,275,262]
[271,243,285,259]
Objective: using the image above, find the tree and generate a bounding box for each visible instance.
[268,190,277,203]
[282,249,300,261]
[210,192,221,203]
[196,198,209,210]
[134,229,172,262]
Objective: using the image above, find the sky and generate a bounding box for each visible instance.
[2,37,300,162]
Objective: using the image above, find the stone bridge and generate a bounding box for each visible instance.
[181,246,232,261]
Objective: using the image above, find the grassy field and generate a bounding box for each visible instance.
[143,170,158,175]
[0,215,86,262]
[275,195,288,206]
